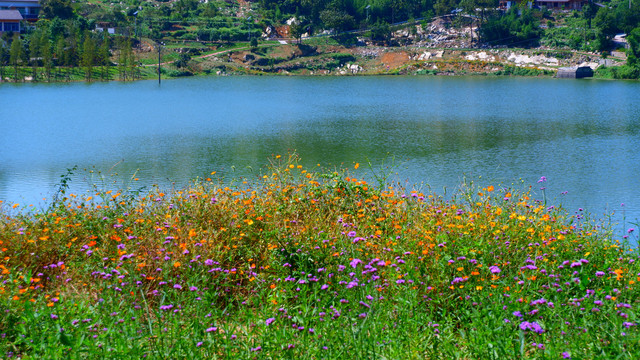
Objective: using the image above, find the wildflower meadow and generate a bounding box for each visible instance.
[0,154,638,359]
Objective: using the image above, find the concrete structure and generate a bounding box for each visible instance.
[556,66,594,79]
[0,0,39,21]
[0,9,22,33]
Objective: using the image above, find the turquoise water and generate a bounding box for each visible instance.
[1,76,640,238]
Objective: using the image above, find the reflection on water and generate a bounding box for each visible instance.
[1,76,640,239]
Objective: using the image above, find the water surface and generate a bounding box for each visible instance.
[1,76,639,239]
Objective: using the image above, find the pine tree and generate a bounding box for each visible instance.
[10,34,24,82]
[81,30,96,81]
[29,31,41,81]
[41,32,53,82]
[99,33,110,81]
[0,42,7,82]
[55,36,65,81]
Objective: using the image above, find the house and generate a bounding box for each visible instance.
[0,9,22,33]
[0,0,40,22]
[500,0,587,10]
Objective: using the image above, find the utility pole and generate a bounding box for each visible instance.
[157,41,163,84]
[247,16,252,42]
[366,5,371,25]
[134,11,138,47]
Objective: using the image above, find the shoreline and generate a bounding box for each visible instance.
[0,44,631,84]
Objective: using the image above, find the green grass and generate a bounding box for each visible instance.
[0,154,638,359]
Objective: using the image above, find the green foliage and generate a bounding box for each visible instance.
[371,19,391,44]
[40,0,75,20]
[492,65,553,76]
[627,27,640,69]
[250,37,259,50]
[595,65,640,80]
[174,52,192,69]
[480,8,541,47]
[1,156,639,358]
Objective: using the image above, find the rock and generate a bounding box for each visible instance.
[345,63,363,74]
[579,62,599,70]
[435,50,444,58]
[418,52,432,61]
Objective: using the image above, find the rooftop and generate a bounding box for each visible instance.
[0,9,23,21]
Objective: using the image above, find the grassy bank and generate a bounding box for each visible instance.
[1,154,638,359]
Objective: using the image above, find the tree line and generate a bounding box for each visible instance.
[0,18,139,83]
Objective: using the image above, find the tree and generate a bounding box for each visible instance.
[41,32,53,82]
[175,52,191,69]
[99,33,110,81]
[593,7,617,52]
[81,30,96,81]
[289,19,305,44]
[460,0,478,44]
[480,8,541,47]
[40,0,75,20]
[627,27,640,69]
[250,37,259,51]
[55,36,65,81]
[370,19,391,44]
[29,31,41,81]
[0,41,7,82]
[320,8,355,33]
[10,34,24,82]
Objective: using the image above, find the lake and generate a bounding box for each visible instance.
[1,76,640,240]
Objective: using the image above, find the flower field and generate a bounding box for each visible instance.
[0,154,638,359]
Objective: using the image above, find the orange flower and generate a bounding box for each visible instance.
[173,262,181,268]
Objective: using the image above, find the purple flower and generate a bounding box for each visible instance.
[537,176,547,183]
[347,231,357,237]
[196,342,203,347]
[489,266,501,274]
[519,321,544,334]
[595,271,605,277]
[265,318,275,326]
[251,346,262,352]
[206,327,217,332]
[350,258,363,269]
[562,352,571,359]
[50,314,59,320]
